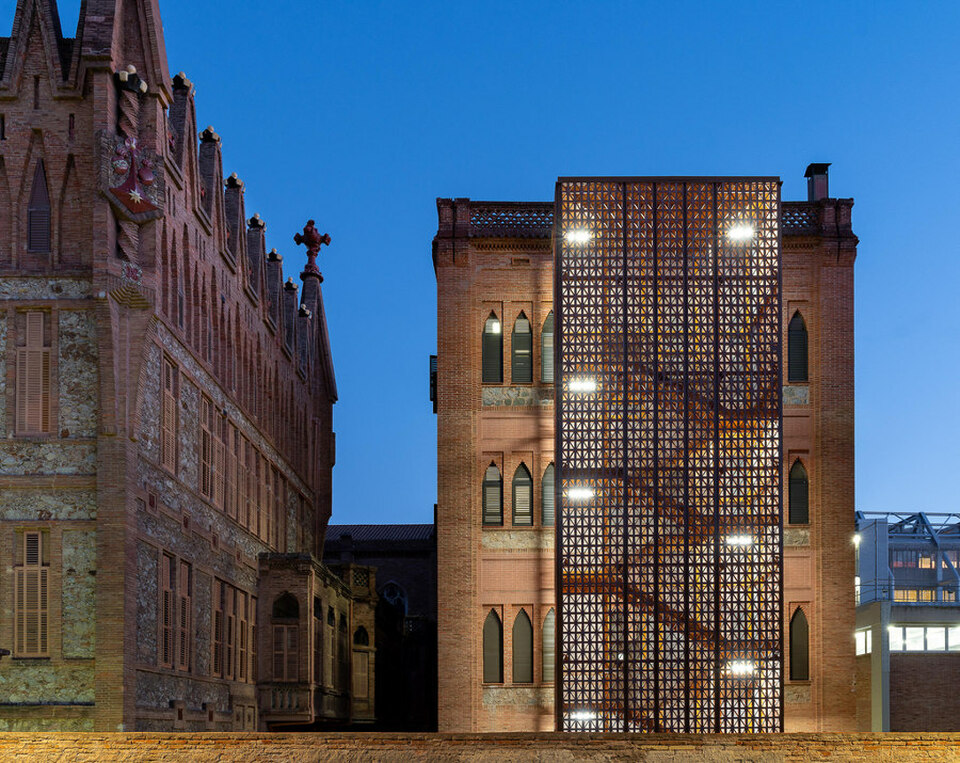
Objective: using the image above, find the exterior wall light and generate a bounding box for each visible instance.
[566,487,594,501]
[564,229,593,245]
[726,660,756,677]
[726,223,755,242]
[725,534,753,547]
[569,709,598,722]
[569,378,598,393]
[853,533,861,547]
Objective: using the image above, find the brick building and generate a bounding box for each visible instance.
[433,166,858,731]
[0,0,374,731]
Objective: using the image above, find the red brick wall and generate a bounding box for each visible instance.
[890,654,960,731]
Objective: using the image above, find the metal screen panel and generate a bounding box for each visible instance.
[555,178,782,733]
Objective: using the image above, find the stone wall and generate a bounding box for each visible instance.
[0,733,956,761]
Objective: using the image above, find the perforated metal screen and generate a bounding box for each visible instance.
[555,178,782,733]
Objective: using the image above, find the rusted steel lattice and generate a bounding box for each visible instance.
[555,178,782,733]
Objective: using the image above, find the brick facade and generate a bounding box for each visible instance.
[0,0,372,731]
[433,183,858,731]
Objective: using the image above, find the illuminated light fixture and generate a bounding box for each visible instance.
[726,660,756,677]
[726,222,755,242]
[725,534,753,547]
[564,229,593,245]
[569,378,598,393]
[853,533,861,548]
[489,320,501,334]
[569,709,597,722]
[566,487,594,501]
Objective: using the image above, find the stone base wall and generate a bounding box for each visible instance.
[0,733,956,761]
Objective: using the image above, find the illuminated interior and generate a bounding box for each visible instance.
[555,178,782,732]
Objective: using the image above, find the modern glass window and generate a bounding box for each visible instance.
[888,625,959,652]
[482,313,502,383]
[541,463,555,527]
[541,312,554,383]
[542,608,555,683]
[512,609,533,683]
[854,628,872,656]
[482,464,503,525]
[482,609,503,683]
[511,313,532,384]
[789,608,809,681]
[512,463,533,526]
[788,460,809,525]
[788,311,808,383]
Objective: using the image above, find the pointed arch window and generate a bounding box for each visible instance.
[482,463,502,526]
[542,608,555,683]
[512,609,533,683]
[512,463,533,526]
[790,608,809,681]
[482,313,502,383]
[542,463,555,527]
[27,160,50,253]
[789,460,809,525]
[788,312,808,383]
[541,311,554,383]
[511,313,532,384]
[482,609,503,683]
[354,626,369,646]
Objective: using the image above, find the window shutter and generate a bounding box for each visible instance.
[161,361,177,471]
[512,609,533,683]
[17,313,51,435]
[27,160,51,253]
[225,587,236,680]
[511,315,532,384]
[512,464,532,526]
[482,610,503,683]
[213,417,225,508]
[353,651,369,699]
[482,465,502,525]
[542,464,555,527]
[542,609,555,682]
[788,312,808,383]
[789,461,809,525]
[238,593,248,681]
[213,582,224,677]
[482,315,503,383]
[790,608,810,681]
[541,312,554,383]
[160,555,174,667]
[273,625,285,679]
[286,626,299,682]
[178,561,191,671]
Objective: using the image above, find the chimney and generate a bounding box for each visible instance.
[804,163,831,202]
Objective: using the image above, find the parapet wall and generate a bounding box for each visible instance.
[0,733,957,762]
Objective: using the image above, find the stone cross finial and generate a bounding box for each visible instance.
[294,219,331,277]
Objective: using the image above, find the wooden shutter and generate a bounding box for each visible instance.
[161,360,177,471]
[27,160,50,253]
[326,609,335,687]
[213,415,225,508]
[225,586,236,680]
[788,312,808,383]
[481,314,502,383]
[482,464,502,525]
[542,609,555,683]
[177,561,191,671]
[542,464,555,527]
[512,464,533,526]
[16,312,51,435]
[160,554,174,667]
[482,610,503,683]
[250,596,258,682]
[511,315,532,384]
[789,461,809,525]
[14,531,48,657]
[512,609,533,683]
[541,312,554,383]
[238,592,248,681]
[213,580,224,677]
[200,396,212,497]
[227,423,238,520]
[286,626,299,683]
[790,608,810,681]
[353,651,369,699]
[273,625,285,680]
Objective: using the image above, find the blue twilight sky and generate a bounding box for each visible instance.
[51,1,960,524]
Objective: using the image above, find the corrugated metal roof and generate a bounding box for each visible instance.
[325,524,435,543]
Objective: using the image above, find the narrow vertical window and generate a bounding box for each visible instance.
[542,463,555,527]
[790,608,809,681]
[161,358,178,471]
[481,313,502,384]
[200,396,213,498]
[353,651,370,699]
[326,607,336,688]
[789,460,809,525]
[511,313,532,384]
[16,311,51,434]
[27,160,50,252]
[177,560,192,672]
[68,114,75,142]
[788,311,808,383]
[512,463,533,526]
[272,593,300,682]
[338,615,348,689]
[225,586,236,680]
[541,311,554,383]
[482,463,503,526]
[250,596,258,682]
[159,554,175,668]
[238,591,248,682]
[33,76,40,109]
[213,413,226,509]
[213,580,224,677]
[512,609,533,683]
[0,114,6,140]
[482,609,503,683]
[542,608,555,683]
[226,422,237,520]
[13,530,48,657]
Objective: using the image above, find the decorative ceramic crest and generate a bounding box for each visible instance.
[99,132,165,224]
